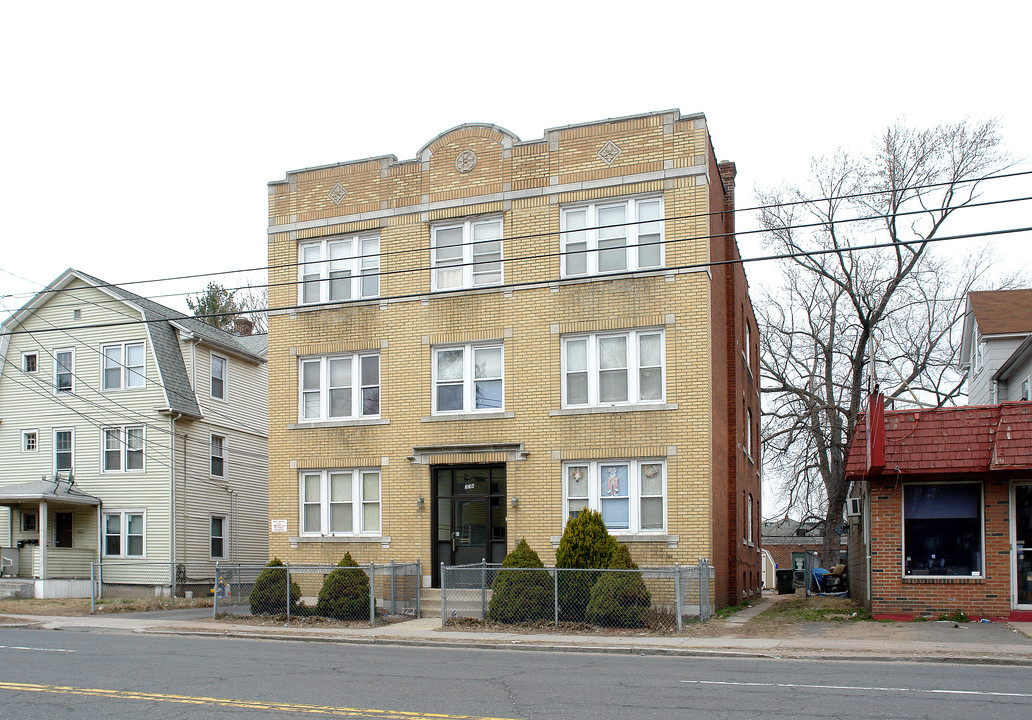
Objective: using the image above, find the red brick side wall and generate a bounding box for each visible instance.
[869,475,1012,619]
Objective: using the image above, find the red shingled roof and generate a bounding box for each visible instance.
[969,290,1032,335]
[846,401,1032,478]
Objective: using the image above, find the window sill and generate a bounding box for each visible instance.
[901,575,984,584]
[550,403,677,417]
[422,411,514,423]
[290,418,390,429]
[551,533,678,549]
[289,535,391,548]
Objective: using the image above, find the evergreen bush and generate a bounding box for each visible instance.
[555,509,619,621]
[488,539,554,623]
[249,558,301,615]
[316,552,371,621]
[585,544,652,627]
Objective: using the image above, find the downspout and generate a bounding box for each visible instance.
[170,414,181,569]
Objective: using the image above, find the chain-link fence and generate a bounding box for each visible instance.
[212,561,421,627]
[89,561,216,612]
[441,560,714,631]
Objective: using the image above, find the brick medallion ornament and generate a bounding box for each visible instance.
[597,141,622,166]
[328,182,348,205]
[455,150,478,173]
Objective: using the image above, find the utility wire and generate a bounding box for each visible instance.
[3,223,1030,339]
[3,168,1030,303]
[12,191,1032,316]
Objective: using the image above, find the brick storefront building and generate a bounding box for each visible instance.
[847,393,1032,620]
[264,109,761,607]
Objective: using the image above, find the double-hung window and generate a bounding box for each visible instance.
[210,353,227,401]
[300,234,380,304]
[299,353,380,421]
[433,343,503,414]
[562,329,664,407]
[55,349,74,393]
[432,217,503,290]
[54,429,73,474]
[564,460,665,533]
[300,469,381,536]
[102,426,144,472]
[210,434,226,478]
[103,511,145,557]
[102,342,145,390]
[561,197,663,277]
[210,516,225,559]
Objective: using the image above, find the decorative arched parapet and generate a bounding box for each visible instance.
[417,124,521,205]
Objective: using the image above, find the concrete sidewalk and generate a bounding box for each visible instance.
[4,593,1032,665]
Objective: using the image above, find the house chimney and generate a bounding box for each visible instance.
[233,317,254,336]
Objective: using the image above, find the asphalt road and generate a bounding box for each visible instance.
[1,627,1030,719]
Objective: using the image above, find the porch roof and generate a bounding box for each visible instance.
[0,480,100,507]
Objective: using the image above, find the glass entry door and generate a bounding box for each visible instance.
[432,465,506,586]
[1015,484,1032,609]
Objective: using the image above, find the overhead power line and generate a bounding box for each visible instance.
[3,223,1030,339]
[2,167,1029,304]
[10,191,1032,316]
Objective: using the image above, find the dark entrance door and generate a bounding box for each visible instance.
[433,465,506,586]
[55,512,73,548]
[1016,484,1032,608]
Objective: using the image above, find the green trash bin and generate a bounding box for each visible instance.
[776,569,795,595]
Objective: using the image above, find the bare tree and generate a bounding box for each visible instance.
[235,281,268,334]
[758,120,1009,566]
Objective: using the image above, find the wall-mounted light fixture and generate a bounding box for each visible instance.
[510,496,519,507]
[417,496,425,509]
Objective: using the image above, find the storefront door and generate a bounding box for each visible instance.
[1014,484,1032,609]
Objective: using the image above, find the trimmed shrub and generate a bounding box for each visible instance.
[316,552,371,621]
[555,509,619,621]
[488,539,553,623]
[249,558,301,615]
[586,545,652,627]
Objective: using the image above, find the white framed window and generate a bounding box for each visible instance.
[299,233,381,304]
[210,516,226,559]
[432,343,503,414]
[299,353,380,421]
[563,460,665,534]
[102,426,144,472]
[103,510,145,557]
[54,428,73,474]
[55,348,74,393]
[22,429,38,453]
[299,469,381,536]
[210,434,225,478]
[21,512,37,532]
[746,493,753,544]
[561,196,663,277]
[101,341,145,390]
[1021,376,1030,402]
[210,352,227,401]
[432,217,503,291]
[562,329,664,407]
[22,351,38,373]
[745,407,753,459]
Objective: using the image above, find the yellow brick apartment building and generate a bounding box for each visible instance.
[266,109,761,607]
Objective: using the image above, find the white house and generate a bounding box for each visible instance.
[0,269,268,598]
[961,289,1032,405]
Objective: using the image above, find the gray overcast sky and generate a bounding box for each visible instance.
[2,1,1030,316]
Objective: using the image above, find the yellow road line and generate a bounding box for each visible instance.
[0,682,517,720]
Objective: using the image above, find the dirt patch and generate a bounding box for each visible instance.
[213,613,403,629]
[0,597,213,617]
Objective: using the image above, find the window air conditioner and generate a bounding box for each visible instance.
[846,497,862,517]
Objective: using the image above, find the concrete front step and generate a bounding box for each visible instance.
[419,587,495,618]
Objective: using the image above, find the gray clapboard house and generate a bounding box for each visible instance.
[961,289,1032,405]
[0,269,268,598]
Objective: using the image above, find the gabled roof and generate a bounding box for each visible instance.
[968,290,1032,336]
[847,401,1032,478]
[1,269,266,419]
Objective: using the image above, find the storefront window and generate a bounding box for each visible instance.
[903,483,982,576]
